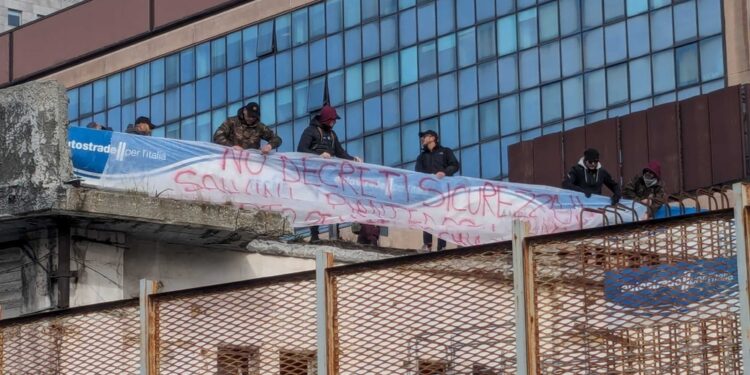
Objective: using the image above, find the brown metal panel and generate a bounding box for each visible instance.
[508,141,534,183]
[647,103,681,194]
[563,127,586,172]
[585,119,620,183]
[0,34,9,85]
[11,0,150,80]
[708,86,745,184]
[532,133,563,187]
[153,0,234,29]
[620,112,649,184]
[679,95,712,191]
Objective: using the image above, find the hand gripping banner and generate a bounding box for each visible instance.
[68,128,646,246]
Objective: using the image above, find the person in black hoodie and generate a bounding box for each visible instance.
[562,148,621,205]
[415,129,460,252]
[297,105,362,243]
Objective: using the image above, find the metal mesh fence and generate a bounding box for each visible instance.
[330,245,517,374]
[152,273,318,375]
[530,211,741,374]
[0,301,140,374]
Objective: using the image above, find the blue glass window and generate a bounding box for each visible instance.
[418,3,436,42]
[136,64,150,99]
[382,52,400,90]
[227,68,241,103]
[294,82,308,117]
[381,0,398,15]
[346,139,364,160]
[401,47,418,85]
[364,96,382,133]
[309,3,326,40]
[497,15,517,56]
[165,88,179,122]
[651,7,673,51]
[583,28,604,69]
[481,141,501,179]
[68,89,79,120]
[227,31,242,68]
[439,73,458,112]
[478,60,499,99]
[310,39,327,76]
[519,48,539,89]
[362,0,378,21]
[344,0,360,28]
[700,36,724,81]
[78,84,93,116]
[327,33,345,73]
[276,121,293,152]
[362,22,380,59]
[257,21,274,56]
[627,15,649,58]
[629,56,652,100]
[480,100,499,139]
[540,42,561,82]
[106,106,121,131]
[461,146,480,178]
[328,70,345,106]
[345,27,361,65]
[500,95,519,135]
[418,42,437,78]
[181,117,196,141]
[563,76,584,117]
[365,134,383,164]
[276,51,292,87]
[439,112,459,149]
[363,59,381,96]
[212,73,227,108]
[652,50,675,93]
[181,83,195,117]
[196,77,210,113]
[212,108,226,134]
[627,0,648,15]
[605,22,627,63]
[401,84,420,123]
[151,59,165,93]
[477,22,497,60]
[93,79,106,113]
[242,26,258,62]
[381,16,398,53]
[542,83,562,123]
[437,34,457,73]
[458,67,478,106]
[165,122,179,139]
[308,76,326,111]
[604,0,625,21]
[165,54,179,88]
[383,90,400,128]
[702,79,724,94]
[122,103,135,128]
[678,86,701,100]
[674,0,697,43]
[228,101,242,117]
[584,70,605,111]
[476,0,496,21]
[400,8,417,47]
[420,79,439,117]
[346,64,362,103]
[460,106,479,146]
[150,93,165,125]
[675,43,699,87]
[437,0,456,35]
[260,91,275,124]
[698,0,721,37]
[196,43,210,79]
[259,56,275,92]
[583,0,602,28]
[517,9,538,49]
[121,69,135,102]
[560,0,580,35]
[346,101,364,139]
[196,112,212,142]
[293,45,309,81]
[520,89,541,130]
[243,61,259,97]
[384,128,402,165]
[498,55,518,94]
[277,87,293,123]
[607,63,629,105]
[539,2,559,42]
[457,0,476,29]
[326,0,342,34]
[518,0,536,9]
[497,0,515,15]
[292,9,308,46]
[458,27,476,68]
[275,14,291,51]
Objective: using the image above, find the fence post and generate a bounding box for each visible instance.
[139,279,159,375]
[513,220,537,375]
[316,251,335,375]
[733,183,750,375]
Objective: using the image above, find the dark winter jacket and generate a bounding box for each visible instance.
[415,144,460,176]
[213,107,282,150]
[623,161,666,212]
[562,158,621,199]
[296,117,354,160]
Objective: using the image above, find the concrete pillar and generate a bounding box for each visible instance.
[724,0,750,85]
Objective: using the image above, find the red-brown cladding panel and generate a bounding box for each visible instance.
[563,126,586,172]
[620,112,649,183]
[532,133,563,187]
[153,0,234,29]
[679,95,712,191]
[585,119,620,183]
[0,34,9,85]
[12,0,150,80]
[646,103,681,194]
[708,86,745,184]
[508,141,534,183]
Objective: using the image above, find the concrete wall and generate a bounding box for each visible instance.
[725,0,750,85]
[69,228,126,306]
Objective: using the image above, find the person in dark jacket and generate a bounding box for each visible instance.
[354,224,381,246]
[297,105,362,243]
[623,160,666,214]
[415,129,460,252]
[562,148,621,205]
[213,102,282,154]
[126,116,156,136]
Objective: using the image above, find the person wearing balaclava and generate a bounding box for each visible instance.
[623,160,666,214]
[213,102,282,154]
[562,148,621,205]
[297,104,363,243]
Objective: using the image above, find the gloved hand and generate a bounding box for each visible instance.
[611,195,620,205]
[584,191,592,198]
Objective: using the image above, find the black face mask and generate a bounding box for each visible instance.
[320,123,332,131]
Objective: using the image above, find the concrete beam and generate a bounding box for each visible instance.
[247,239,413,264]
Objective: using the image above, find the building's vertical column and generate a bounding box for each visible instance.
[513,220,537,375]
[316,250,335,375]
[139,279,159,375]
[56,221,71,309]
[733,183,750,375]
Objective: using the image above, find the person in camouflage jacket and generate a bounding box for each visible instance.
[213,102,282,154]
[623,160,666,215]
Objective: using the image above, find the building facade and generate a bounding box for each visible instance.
[0,0,81,31]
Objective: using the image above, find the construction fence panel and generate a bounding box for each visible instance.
[151,273,318,375]
[0,300,140,374]
[530,210,741,374]
[330,244,517,375]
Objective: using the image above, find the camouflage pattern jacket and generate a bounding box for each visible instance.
[213,117,282,150]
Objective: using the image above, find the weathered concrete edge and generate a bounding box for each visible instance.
[247,239,409,263]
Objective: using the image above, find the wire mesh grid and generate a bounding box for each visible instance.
[331,246,517,375]
[529,211,741,374]
[153,274,318,375]
[0,302,140,374]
